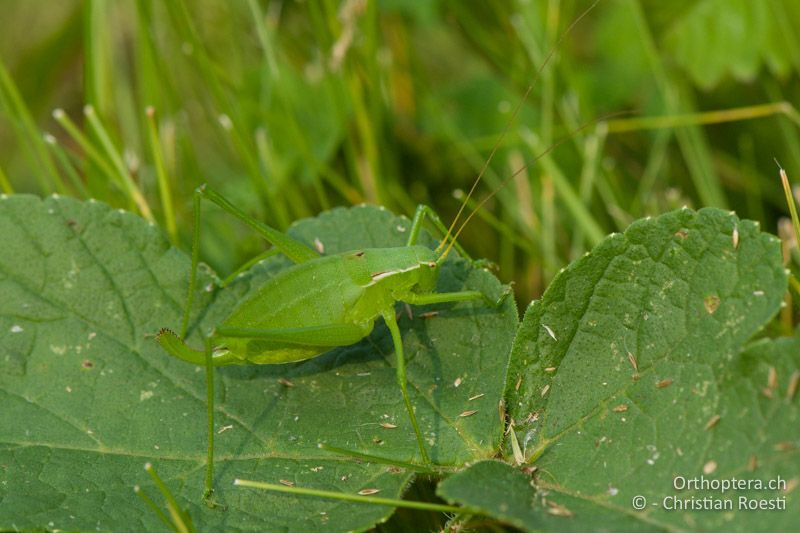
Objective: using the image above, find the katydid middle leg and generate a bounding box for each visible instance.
[181,185,320,338]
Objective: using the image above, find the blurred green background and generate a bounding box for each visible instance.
[2,0,799,311]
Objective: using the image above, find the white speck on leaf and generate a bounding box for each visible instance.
[542,324,557,341]
[10,325,23,333]
[140,390,154,401]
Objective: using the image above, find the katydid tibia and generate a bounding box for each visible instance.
[156,184,511,500]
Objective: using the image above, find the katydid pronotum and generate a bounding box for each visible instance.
[156,185,511,501]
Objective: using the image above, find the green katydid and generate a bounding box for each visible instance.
[156,0,603,505]
[156,184,511,501]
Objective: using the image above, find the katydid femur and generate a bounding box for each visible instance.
[157,186,510,501]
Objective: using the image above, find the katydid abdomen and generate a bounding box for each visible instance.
[159,244,441,366]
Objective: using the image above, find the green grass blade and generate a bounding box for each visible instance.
[233,478,471,514]
[0,56,63,193]
[83,105,154,221]
[145,107,177,243]
[0,162,13,194]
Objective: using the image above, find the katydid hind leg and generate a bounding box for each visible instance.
[178,185,319,339]
[203,336,218,506]
[197,186,318,264]
[381,309,431,465]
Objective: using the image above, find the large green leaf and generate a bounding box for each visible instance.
[492,207,794,530]
[438,459,656,531]
[0,195,517,531]
[434,208,794,531]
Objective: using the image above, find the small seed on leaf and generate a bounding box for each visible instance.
[656,379,673,389]
[612,404,628,413]
[767,366,778,390]
[627,352,638,373]
[704,295,721,314]
[523,411,540,424]
[358,488,380,496]
[787,370,799,400]
[703,460,717,474]
[545,501,573,517]
[704,415,721,430]
[459,410,478,418]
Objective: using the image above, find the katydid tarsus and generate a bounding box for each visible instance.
[155,0,602,506]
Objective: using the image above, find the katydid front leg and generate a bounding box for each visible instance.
[382,287,511,468]
[381,309,430,465]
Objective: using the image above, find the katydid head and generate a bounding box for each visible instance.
[415,259,440,294]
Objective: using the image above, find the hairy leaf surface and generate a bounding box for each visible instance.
[500,207,794,530]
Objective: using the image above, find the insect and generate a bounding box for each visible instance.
[157,185,510,501]
[156,0,603,505]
